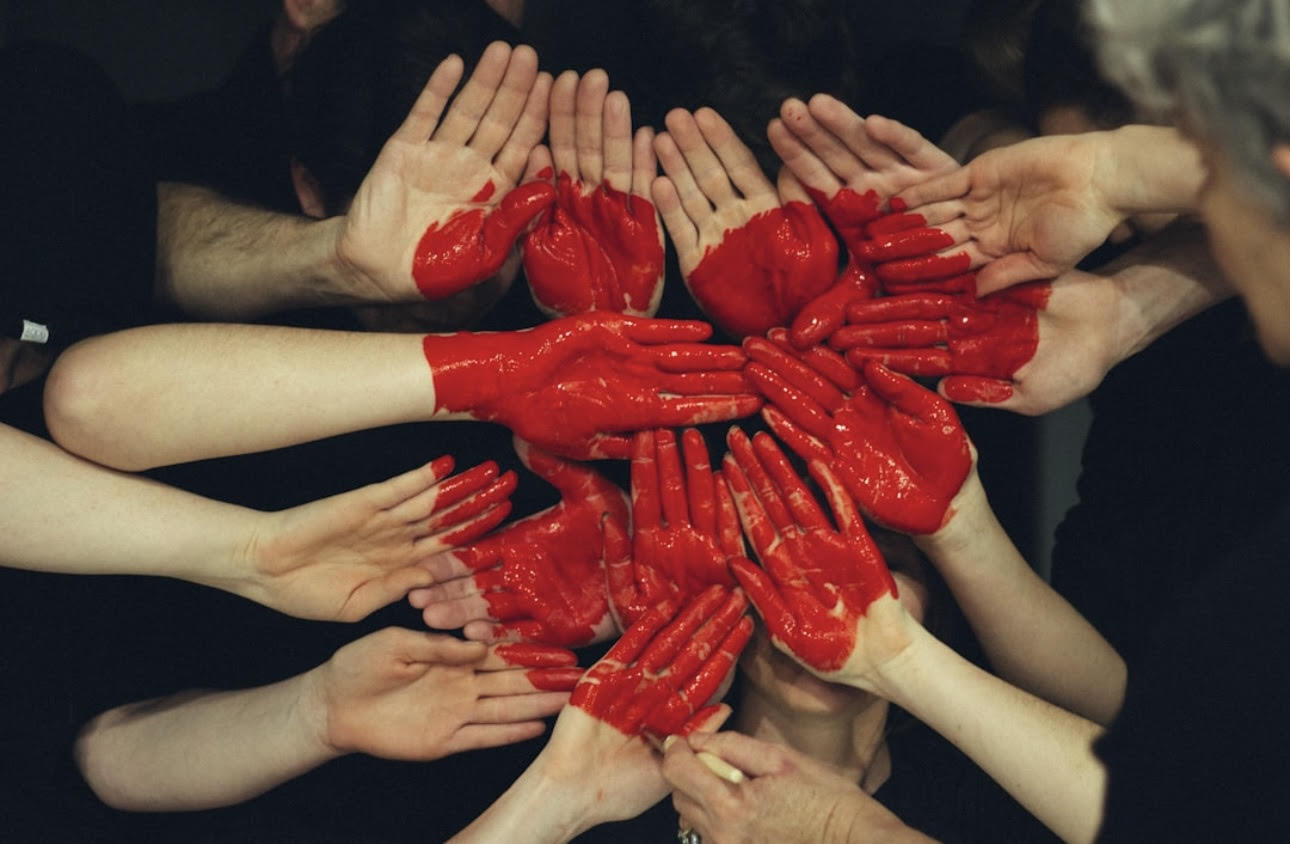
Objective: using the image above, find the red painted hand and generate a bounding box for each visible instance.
[409,438,629,647]
[570,585,753,738]
[610,429,743,629]
[744,329,971,535]
[653,108,838,338]
[721,427,897,675]
[831,282,1052,404]
[787,260,878,349]
[522,71,664,317]
[422,313,763,460]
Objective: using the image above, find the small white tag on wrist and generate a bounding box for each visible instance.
[20,320,50,344]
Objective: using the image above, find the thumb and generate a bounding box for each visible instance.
[975,252,1056,297]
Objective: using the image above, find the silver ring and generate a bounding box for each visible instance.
[677,828,702,844]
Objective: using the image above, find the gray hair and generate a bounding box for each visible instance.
[1087,0,1290,222]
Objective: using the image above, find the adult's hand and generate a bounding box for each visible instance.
[336,42,556,303]
[722,428,909,681]
[744,330,972,534]
[450,587,750,842]
[653,107,838,338]
[409,438,628,647]
[522,70,665,317]
[246,457,515,621]
[422,312,762,459]
[304,629,580,761]
[610,428,743,628]
[664,731,933,843]
[770,97,960,346]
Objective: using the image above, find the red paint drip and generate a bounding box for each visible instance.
[522,172,665,314]
[411,181,555,300]
[470,180,496,203]
[686,201,838,338]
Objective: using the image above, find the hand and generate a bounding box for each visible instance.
[665,731,930,843]
[653,107,838,338]
[422,312,762,460]
[409,438,628,646]
[722,427,904,678]
[522,70,665,317]
[304,628,580,761]
[245,456,516,621]
[893,132,1126,296]
[610,428,743,628]
[336,42,556,303]
[450,589,749,842]
[744,330,972,535]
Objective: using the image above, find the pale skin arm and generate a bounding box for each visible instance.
[44,323,433,471]
[916,468,1126,725]
[76,630,573,811]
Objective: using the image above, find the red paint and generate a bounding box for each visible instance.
[522,172,665,316]
[788,260,878,349]
[446,445,630,647]
[536,166,554,180]
[859,226,954,262]
[744,341,971,534]
[722,431,896,673]
[494,642,579,669]
[525,667,585,691]
[875,251,971,287]
[835,282,1052,392]
[570,586,752,736]
[470,180,497,203]
[611,428,739,628]
[805,186,883,256]
[422,313,762,460]
[424,464,518,549]
[411,181,556,300]
[942,376,1014,403]
[685,201,838,338]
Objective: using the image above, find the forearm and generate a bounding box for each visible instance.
[872,626,1107,844]
[0,423,262,589]
[1103,220,1232,362]
[76,670,336,811]
[1099,126,1205,217]
[155,182,357,319]
[917,473,1126,724]
[44,323,434,470]
[451,752,589,843]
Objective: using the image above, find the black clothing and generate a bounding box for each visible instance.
[1096,498,1290,841]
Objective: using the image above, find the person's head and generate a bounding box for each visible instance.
[1090,0,1290,363]
[286,0,520,331]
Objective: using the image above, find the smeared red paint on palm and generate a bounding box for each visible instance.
[422,313,762,460]
[685,201,838,338]
[834,281,1053,404]
[411,181,555,300]
[611,429,742,628]
[805,186,883,256]
[722,428,897,672]
[743,334,971,534]
[425,444,628,647]
[570,586,752,737]
[522,172,664,316]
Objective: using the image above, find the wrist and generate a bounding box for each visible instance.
[1103,126,1205,216]
[915,467,990,556]
[420,329,514,416]
[456,751,591,842]
[295,663,350,763]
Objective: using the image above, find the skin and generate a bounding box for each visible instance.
[0,337,53,394]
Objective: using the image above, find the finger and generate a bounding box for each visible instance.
[547,70,578,177]
[423,471,516,532]
[721,447,778,559]
[656,428,690,528]
[382,628,487,664]
[672,613,752,705]
[471,691,573,724]
[729,555,796,639]
[743,337,847,413]
[440,721,548,757]
[860,224,964,263]
[602,89,633,193]
[616,315,714,345]
[685,729,792,778]
[658,371,758,395]
[574,69,609,184]
[637,585,729,672]
[807,93,901,174]
[475,665,583,697]
[392,54,465,142]
[743,364,835,444]
[418,500,513,554]
[775,166,813,206]
[652,395,764,428]
[693,107,775,203]
[787,263,879,349]
[712,470,745,557]
[677,701,732,737]
[893,166,971,210]
[469,45,540,161]
[845,347,951,377]
[940,375,1016,406]
[434,41,513,145]
[514,437,606,501]
[771,329,863,392]
[875,249,973,288]
[631,429,663,533]
[768,112,841,196]
[651,174,698,259]
[494,69,553,185]
[760,406,831,466]
[863,360,959,421]
[665,109,738,207]
[782,96,868,184]
[601,598,680,666]
[912,198,967,228]
[975,251,1060,295]
[831,320,948,348]
[654,129,714,229]
[806,459,864,538]
[408,461,498,518]
[367,455,453,510]
[488,642,579,670]
[522,144,554,186]
[663,740,739,818]
[841,292,952,325]
[421,593,498,630]
[682,428,717,537]
[724,426,794,533]
[863,113,957,174]
[750,432,829,530]
[585,434,633,461]
[651,342,747,372]
[632,126,658,199]
[467,618,550,643]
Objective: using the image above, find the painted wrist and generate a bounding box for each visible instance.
[420,331,505,416]
[916,469,988,553]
